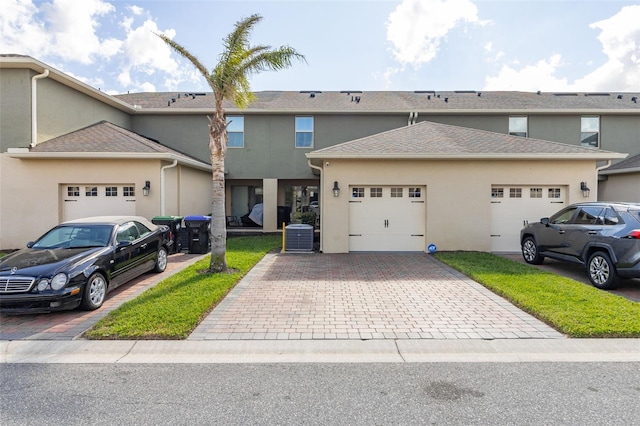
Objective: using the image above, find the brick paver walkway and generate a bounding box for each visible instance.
[190,253,563,340]
[0,253,203,340]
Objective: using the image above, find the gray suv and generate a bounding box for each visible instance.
[520,202,640,289]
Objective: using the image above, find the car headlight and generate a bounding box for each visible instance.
[37,279,49,292]
[50,273,68,290]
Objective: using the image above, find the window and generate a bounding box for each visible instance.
[602,208,619,225]
[123,186,135,197]
[510,188,522,198]
[530,188,542,198]
[390,187,403,198]
[85,187,97,197]
[295,116,314,148]
[226,116,244,148]
[581,116,599,147]
[576,206,603,225]
[352,187,364,198]
[409,187,421,198]
[105,187,118,197]
[67,186,79,197]
[550,207,577,225]
[509,116,528,137]
[548,188,561,199]
[370,188,382,198]
[491,187,504,198]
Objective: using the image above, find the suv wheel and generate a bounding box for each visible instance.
[587,251,619,290]
[522,237,544,265]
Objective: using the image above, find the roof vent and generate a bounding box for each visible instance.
[537,91,541,95]
[454,90,476,93]
[478,92,482,97]
[633,97,638,103]
[444,97,448,103]
[554,93,578,96]
[617,95,623,99]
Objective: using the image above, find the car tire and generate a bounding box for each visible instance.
[522,237,544,265]
[80,272,107,310]
[587,251,619,290]
[154,246,168,273]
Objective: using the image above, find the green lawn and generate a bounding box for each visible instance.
[84,235,281,340]
[435,251,640,338]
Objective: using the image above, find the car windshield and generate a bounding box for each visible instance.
[32,225,113,249]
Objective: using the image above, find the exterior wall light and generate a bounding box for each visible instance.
[332,181,340,197]
[580,181,590,198]
[143,180,151,196]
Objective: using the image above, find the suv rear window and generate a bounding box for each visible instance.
[627,208,640,224]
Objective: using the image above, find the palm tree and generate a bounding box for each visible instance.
[156,14,305,272]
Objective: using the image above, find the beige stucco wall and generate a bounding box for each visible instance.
[318,159,599,254]
[0,156,211,249]
[598,173,640,202]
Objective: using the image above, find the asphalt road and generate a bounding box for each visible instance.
[2,363,639,425]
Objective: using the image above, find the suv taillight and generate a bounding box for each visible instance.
[625,230,640,239]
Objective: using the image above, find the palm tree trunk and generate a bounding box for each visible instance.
[208,112,228,273]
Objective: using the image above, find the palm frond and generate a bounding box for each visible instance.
[155,32,211,84]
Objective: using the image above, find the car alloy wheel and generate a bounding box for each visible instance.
[154,247,168,273]
[81,273,107,310]
[587,251,619,290]
[522,237,544,264]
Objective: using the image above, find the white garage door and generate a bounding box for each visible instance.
[490,185,567,252]
[62,184,136,221]
[349,186,425,252]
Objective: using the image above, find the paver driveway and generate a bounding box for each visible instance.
[190,253,563,340]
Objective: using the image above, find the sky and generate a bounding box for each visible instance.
[2,0,639,95]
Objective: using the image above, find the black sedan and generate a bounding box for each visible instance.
[520,202,640,289]
[0,216,172,313]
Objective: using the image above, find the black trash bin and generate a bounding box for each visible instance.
[184,215,211,254]
[151,216,184,254]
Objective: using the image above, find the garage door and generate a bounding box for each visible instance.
[62,184,136,221]
[490,185,567,252]
[349,186,425,252]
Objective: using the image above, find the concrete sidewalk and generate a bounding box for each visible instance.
[1,339,638,363]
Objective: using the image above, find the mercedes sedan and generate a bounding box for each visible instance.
[520,202,640,289]
[0,216,172,313]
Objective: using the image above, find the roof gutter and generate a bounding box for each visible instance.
[160,160,178,215]
[31,68,49,148]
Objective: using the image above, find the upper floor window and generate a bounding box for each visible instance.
[226,116,244,148]
[295,116,314,148]
[581,116,599,147]
[509,116,527,137]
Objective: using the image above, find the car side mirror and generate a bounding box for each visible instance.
[117,240,132,250]
[27,241,35,248]
[541,218,549,226]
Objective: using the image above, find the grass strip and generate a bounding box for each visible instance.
[434,251,640,337]
[84,235,281,340]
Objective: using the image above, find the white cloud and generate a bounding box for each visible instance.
[42,0,121,64]
[117,19,201,91]
[484,54,569,91]
[0,0,121,64]
[0,0,50,55]
[484,5,640,91]
[576,5,640,91]
[386,0,485,67]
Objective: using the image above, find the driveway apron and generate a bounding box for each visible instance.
[190,253,563,340]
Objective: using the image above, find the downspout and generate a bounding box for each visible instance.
[31,69,50,148]
[160,160,178,215]
[308,160,323,252]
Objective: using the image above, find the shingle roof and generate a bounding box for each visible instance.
[600,153,640,174]
[29,121,209,166]
[306,121,625,160]
[114,90,640,112]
